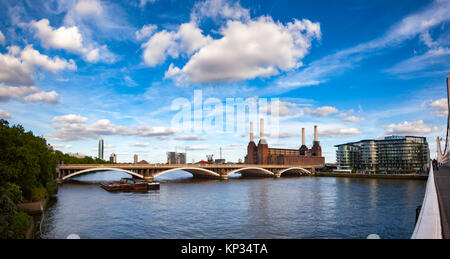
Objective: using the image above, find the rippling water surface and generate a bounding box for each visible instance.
[40,171,426,239]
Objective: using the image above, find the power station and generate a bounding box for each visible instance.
[244,118,325,166]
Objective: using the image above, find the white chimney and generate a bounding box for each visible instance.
[250,122,254,142]
[302,128,305,146]
[314,125,318,142]
[260,118,264,139]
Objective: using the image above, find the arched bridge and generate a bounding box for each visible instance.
[56,164,317,182]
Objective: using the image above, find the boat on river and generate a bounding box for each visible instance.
[101,178,160,192]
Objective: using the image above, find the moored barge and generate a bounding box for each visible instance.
[101,178,160,192]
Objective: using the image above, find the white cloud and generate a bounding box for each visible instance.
[174,135,207,141]
[191,0,250,22]
[75,0,103,16]
[337,109,354,118]
[420,31,437,48]
[429,98,448,117]
[319,128,361,137]
[156,136,171,141]
[224,143,244,149]
[52,114,88,124]
[307,106,338,117]
[386,47,450,75]
[0,85,37,102]
[341,116,365,122]
[0,45,76,85]
[85,48,99,62]
[20,45,77,73]
[31,19,83,52]
[46,116,177,142]
[136,24,157,41]
[276,132,300,138]
[0,30,5,45]
[259,100,301,117]
[52,144,73,149]
[124,75,138,87]
[21,91,58,104]
[131,142,150,147]
[0,109,11,119]
[186,145,211,151]
[166,17,320,84]
[0,84,59,104]
[385,120,438,135]
[142,22,212,67]
[30,18,115,63]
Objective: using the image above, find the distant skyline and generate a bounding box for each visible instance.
[0,0,449,163]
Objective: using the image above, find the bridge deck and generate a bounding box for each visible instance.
[435,163,450,239]
[58,164,317,170]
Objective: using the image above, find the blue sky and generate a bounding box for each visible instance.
[0,0,449,163]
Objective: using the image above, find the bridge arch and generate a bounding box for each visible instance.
[278,167,312,176]
[152,167,221,179]
[226,167,274,177]
[61,167,144,181]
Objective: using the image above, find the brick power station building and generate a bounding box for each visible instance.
[244,119,325,166]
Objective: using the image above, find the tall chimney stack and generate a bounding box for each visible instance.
[260,118,264,139]
[302,128,305,146]
[250,122,254,142]
[314,125,318,142]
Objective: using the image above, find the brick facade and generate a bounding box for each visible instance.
[245,140,325,166]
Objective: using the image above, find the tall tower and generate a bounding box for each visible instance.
[299,127,309,155]
[311,125,322,157]
[245,121,257,164]
[250,121,254,142]
[257,118,269,164]
[134,154,138,164]
[98,138,104,160]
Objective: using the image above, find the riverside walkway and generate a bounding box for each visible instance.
[435,163,450,238]
[412,162,450,239]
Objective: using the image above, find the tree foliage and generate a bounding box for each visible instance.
[0,119,112,238]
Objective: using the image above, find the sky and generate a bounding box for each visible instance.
[0,0,449,163]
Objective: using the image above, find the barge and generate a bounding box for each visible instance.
[101,178,160,192]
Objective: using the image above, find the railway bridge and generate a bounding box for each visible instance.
[56,163,316,182]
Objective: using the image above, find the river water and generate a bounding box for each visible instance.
[40,170,426,239]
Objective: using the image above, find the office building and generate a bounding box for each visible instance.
[167,152,186,164]
[335,136,429,174]
[109,153,117,163]
[134,154,138,164]
[98,138,104,160]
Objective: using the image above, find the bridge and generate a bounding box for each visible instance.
[413,73,450,239]
[56,163,316,182]
[437,74,450,164]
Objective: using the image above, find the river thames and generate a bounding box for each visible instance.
[40,171,426,239]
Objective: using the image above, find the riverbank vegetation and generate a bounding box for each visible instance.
[53,150,111,165]
[0,119,108,238]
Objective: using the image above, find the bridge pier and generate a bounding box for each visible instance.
[220,174,228,180]
[274,173,281,178]
[144,176,154,182]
